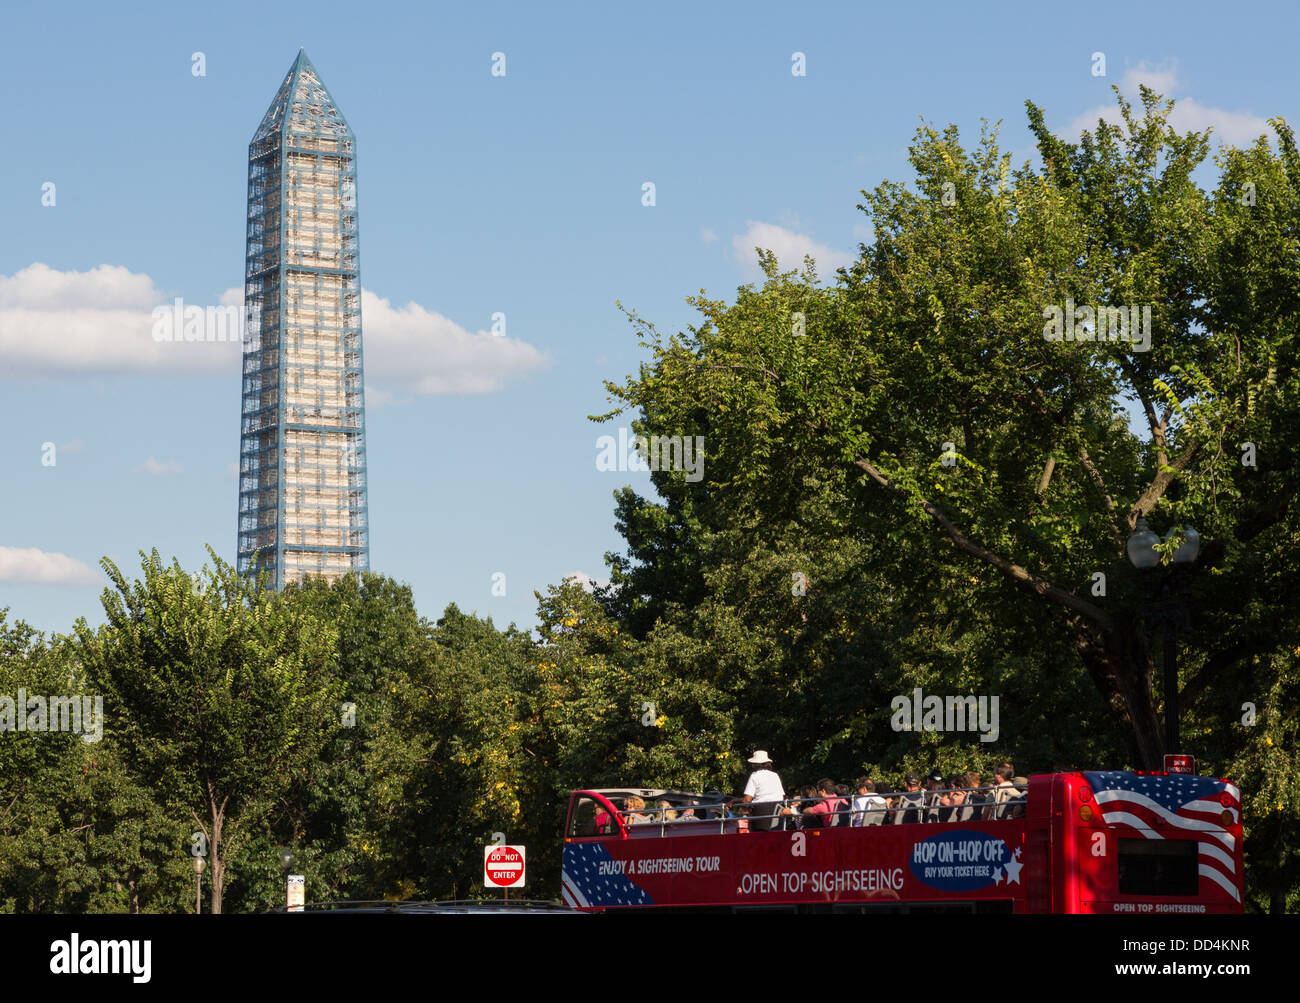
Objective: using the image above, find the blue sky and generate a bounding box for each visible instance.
[2,0,1296,636]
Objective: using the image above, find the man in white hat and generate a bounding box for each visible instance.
[739,750,785,832]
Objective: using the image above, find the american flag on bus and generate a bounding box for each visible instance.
[1083,771,1241,903]
[562,843,654,909]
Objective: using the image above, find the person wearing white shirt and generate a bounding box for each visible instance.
[739,750,785,831]
[852,777,889,826]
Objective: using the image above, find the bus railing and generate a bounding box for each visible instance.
[586,785,1028,838]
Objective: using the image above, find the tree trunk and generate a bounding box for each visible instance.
[1075,621,1165,769]
[128,869,139,915]
[210,804,225,915]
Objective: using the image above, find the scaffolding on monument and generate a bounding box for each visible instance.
[237,50,369,588]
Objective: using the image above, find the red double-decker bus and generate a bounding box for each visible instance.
[560,771,1243,913]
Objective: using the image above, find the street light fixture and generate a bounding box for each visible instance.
[1127,518,1200,756]
[192,854,205,916]
[1126,517,1161,569]
[1172,525,1200,565]
[277,847,297,912]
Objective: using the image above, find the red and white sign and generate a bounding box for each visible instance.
[1164,754,1195,775]
[484,845,526,888]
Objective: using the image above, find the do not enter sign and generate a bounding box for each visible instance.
[484,844,526,888]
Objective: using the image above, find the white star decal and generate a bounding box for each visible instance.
[1004,848,1024,885]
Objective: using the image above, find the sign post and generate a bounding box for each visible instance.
[484,844,526,901]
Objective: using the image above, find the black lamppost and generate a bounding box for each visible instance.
[1126,517,1200,754]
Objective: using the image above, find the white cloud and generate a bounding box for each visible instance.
[731,221,853,283]
[138,457,183,475]
[226,461,240,477]
[0,546,99,586]
[0,265,548,397]
[361,290,548,395]
[0,263,238,376]
[0,262,157,310]
[1067,61,1270,147]
[1161,99,1271,147]
[1122,64,1180,97]
[700,227,718,244]
[564,570,611,593]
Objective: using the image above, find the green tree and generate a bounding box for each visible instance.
[601,91,1295,769]
[73,551,340,913]
[258,574,438,907]
[0,614,189,913]
[0,614,96,911]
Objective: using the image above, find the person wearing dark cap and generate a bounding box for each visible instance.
[739,750,785,832]
[897,773,924,824]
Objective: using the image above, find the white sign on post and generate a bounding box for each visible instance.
[287,874,305,912]
[484,845,525,889]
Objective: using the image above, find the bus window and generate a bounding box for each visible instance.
[1117,839,1198,897]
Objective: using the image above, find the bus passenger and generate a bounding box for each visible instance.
[961,771,984,821]
[984,765,1019,820]
[625,795,652,825]
[834,784,854,826]
[739,750,786,832]
[897,774,924,824]
[1010,777,1029,818]
[853,778,888,826]
[924,770,947,822]
[801,780,843,828]
[943,775,966,822]
[941,774,961,821]
[780,786,817,830]
[851,778,871,826]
